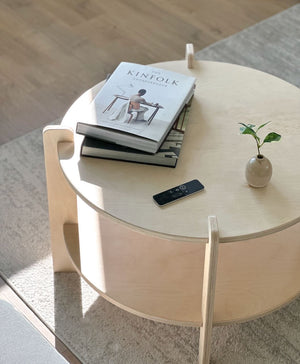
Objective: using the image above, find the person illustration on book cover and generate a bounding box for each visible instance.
[109,89,159,123]
[128,89,150,121]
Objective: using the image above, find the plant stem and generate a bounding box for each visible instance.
[256,138,261,156]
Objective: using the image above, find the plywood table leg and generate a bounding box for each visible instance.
[43,126,78,272]
[186,43,194,69]
[199,216,219,364]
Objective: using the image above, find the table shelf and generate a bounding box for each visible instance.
[62,196,300,327]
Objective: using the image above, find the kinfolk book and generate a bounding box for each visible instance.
[80,99,192,168]
[76,62,196,153]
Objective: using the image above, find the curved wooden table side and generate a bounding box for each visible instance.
[43,61,300,327]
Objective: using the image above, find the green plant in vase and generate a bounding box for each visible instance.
[239,121,281,157]
[239,121,281,187]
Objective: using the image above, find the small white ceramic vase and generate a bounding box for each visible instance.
[245,155,272,188]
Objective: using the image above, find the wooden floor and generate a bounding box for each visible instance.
[0,0,298,145]
[0,1,298,362]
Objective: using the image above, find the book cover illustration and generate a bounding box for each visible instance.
[86,62,195,142]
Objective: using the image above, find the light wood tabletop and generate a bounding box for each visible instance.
[59,60,300,242]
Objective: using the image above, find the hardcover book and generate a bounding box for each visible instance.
[80,99,192,168]
[76,62,195,153]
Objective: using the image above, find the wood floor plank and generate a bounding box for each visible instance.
[1,0,298,144]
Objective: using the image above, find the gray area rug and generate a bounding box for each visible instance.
[195,4,300,88]
[1,4,300,364]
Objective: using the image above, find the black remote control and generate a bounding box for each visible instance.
[153,179,204,206]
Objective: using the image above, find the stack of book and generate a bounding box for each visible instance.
[77,62,196,167]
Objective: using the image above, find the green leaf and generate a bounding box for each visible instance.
[239,123,256,137]
[256,121,271,132]
[263,132,281,143]
[239,122,256,130]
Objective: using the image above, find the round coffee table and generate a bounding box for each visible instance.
[43,59,300,362]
